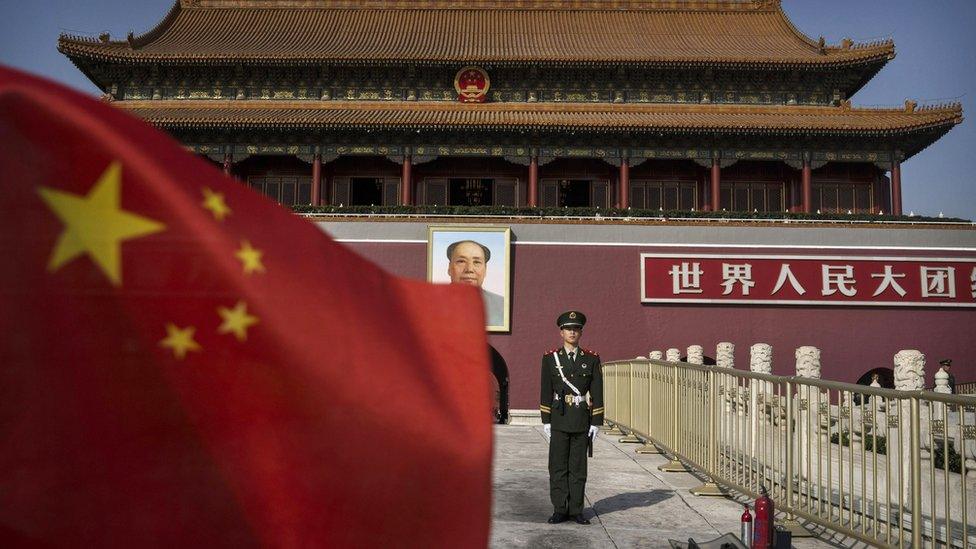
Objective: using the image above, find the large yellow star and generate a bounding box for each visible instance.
[201,187,231,221]
[235,240,266,275]
[217,300,259,342]
[159,323,202,360]
[37,161,166,286]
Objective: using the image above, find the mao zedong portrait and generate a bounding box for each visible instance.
[446,240,504,327]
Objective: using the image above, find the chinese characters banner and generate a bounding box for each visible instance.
[641,254,976,307]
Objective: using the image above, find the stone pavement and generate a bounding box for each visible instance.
[490,425,867,548]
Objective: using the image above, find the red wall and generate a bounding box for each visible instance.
[344,240,976,409]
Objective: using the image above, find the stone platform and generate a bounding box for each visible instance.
[490,425,867,548]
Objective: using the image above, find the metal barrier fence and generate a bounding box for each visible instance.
[603,359,976,548]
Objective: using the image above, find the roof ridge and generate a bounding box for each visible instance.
[771,2,894,57]
[179,0,781,11]
[115,99,963,117]
[58,1,182,49]
[131,1,183,49]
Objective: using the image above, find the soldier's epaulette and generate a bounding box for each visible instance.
[544,348,559,356]
[582,348,600,357]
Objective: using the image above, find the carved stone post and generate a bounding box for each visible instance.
[716,343,734,369]
[649,350,663,360]
[666,348,681,363]
[750,343,772,457]
[894,349,925,502]
[795,346,821,480]
[716,342,735,416]
[686,345,703,365]
[932,367,951,428]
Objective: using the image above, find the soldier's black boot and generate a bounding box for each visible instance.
[573,514,591,525]
[547,512,568,524]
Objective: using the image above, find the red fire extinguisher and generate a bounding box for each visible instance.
[740,504,753,546]
[752,486,774,549]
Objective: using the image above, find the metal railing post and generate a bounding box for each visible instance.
[691,367,725,495]
[660,361,690,472]
[620,362,641,443]
[909,396,922,548]
[778,379,809,536]
[637,361,662,454]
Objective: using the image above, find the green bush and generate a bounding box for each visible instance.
[830,430,888,455]
[291,204,968,223]
[933,442,963,473]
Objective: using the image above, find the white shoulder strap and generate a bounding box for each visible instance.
[553,352,582,397]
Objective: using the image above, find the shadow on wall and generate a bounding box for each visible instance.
[680,355,717,366]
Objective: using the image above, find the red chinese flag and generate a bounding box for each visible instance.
[0,65,492,547]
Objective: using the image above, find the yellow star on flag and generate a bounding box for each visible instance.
[159,323,202,360]
[217,301,259,342]
[37,161,166,286]
[235,240,266,275]
[201,187,231,221]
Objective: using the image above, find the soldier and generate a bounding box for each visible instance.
[540,311,603,525]
[939,359,956,393]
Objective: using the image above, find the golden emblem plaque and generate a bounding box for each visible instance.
[454,66,490,103]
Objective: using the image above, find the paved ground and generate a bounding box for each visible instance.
[490,425,868,548]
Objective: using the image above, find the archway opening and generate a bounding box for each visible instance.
[853,367,894,405]
[489,346,509,424]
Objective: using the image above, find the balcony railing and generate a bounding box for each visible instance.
[603,358,976,548]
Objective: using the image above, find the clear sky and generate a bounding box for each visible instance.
[1,0,974,218]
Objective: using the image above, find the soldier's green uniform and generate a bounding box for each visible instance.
[540,311,604,523]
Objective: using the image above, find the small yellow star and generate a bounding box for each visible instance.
[201,187,231,221]
[217,301,259,342]
[159,323,202,360]
[38,161,166,286]
[235,240,266,275]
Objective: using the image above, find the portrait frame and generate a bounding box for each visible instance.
[427,226,512,332]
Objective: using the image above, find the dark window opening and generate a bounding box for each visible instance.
[558,179,591,207]
[350,177,383,206]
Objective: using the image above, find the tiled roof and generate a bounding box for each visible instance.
[58,0,894,67]
[119,100,962,136]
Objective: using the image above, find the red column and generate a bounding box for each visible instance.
[222,152,232,177]
[783,175,793,213]
[710,158,721,211]
[802,158,812,214]
[400,154,413,206]
[891,160,902,216]
[527,155,539,207]
[311,153,322,206]
[700,171,709,212]
[321,162,331,206]
[619,158,630,209]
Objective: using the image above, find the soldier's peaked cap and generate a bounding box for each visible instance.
[557,311,586,328]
